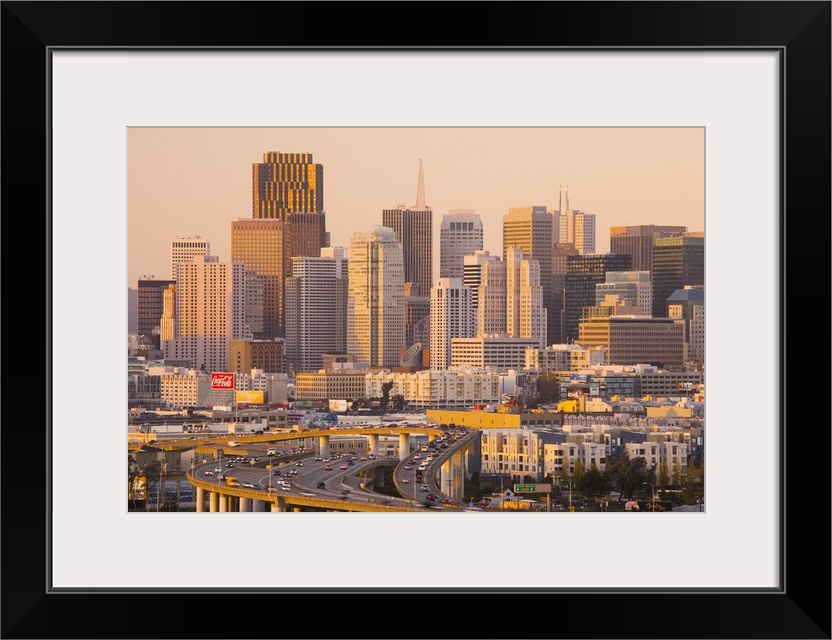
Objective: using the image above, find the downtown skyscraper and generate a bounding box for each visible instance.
[244,152,328,338]
[439,209,483,279]
[162,255,247,373]
[382,160,433,296]
[503,205,554,345]
[285,248,348,374]
[347,226,405,368]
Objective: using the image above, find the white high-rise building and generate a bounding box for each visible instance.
[347,227,405,367]
[430,277,474,369]
[285,248,348,373]
[439,209,483,279]
[479,248,547,348]
[478,258,507,337]
[170,236,210,280]
[162,255,246,373]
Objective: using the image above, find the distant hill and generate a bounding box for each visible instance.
[127,288,138,333]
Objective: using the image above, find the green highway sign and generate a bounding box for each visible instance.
[513,484,553,493]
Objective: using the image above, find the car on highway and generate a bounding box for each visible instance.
[420,484,429,491]
[243,482,256,488]
[317,481,326,489]
[402,478,410,483]
[441,497,454,504]
[324,464,332,471]
[340,464,349,469]
[426,493,439,500]
[205,471,213,476]
[404,465,412,470]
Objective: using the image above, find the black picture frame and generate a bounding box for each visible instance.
[2,2,829,638]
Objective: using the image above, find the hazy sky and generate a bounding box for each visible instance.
[128,127,704,288]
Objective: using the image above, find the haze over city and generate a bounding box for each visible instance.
[128,127,704,288]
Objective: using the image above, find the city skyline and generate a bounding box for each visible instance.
[128,127,704,289]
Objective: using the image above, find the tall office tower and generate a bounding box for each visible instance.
[230,218,285,339]
[667,285,705,370]
[170,236,210,280]
[551,242,579,345]
[609,224,688,272]
[404,282,430,349]
[252,151,323,218]
[430,277,474,369]
[503,205,554,343]
[251,151,327,335]
[137,278,175,337]
[243,273,265,336]
[163,255,246,373]
[463,250,499,315]
[564,253,632,343]
[439,209,483,279]
[347,226,405,367]
[505,247,546,348]
[285,249,348,374]
[595,271,652,316]
[159,284,175,343]
[478,258,507,336]
[554,185,596,255]
[651,232,705,318]
[382,160,433,295]
[517,256,547,348]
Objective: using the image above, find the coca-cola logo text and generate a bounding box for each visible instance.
[211,373,235,389]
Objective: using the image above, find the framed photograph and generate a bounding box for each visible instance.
[3,2,829,638]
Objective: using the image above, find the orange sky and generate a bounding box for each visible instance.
[128,127,704,287]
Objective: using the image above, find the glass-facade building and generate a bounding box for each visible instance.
[564,253,632,343]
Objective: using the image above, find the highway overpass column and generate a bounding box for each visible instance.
[452,451,465,501]
[399,433,410,461]
[196,487,205,512]
[239,497,252,512]
[440,460,451,495]
[317,435,329,457]
[209,491,219,512]
[252,500,265,512]
[219,494,229,512]
[270,502,283,512]
[368,434,379,456]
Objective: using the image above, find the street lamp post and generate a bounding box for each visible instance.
[643,482,657,511]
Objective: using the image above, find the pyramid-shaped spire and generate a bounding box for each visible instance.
[414,159,427,210]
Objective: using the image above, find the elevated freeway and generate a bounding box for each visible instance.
[182,427,479,513]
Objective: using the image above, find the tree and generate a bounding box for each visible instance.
[560,456,571,486]
[379,381,394,410]
[659,461,670,489]
[607,453,652,502]
[391,394,405,412]
[522,475,535,484]
[672,464,682,488]
[577,463,610,501]
[573,458,585,486]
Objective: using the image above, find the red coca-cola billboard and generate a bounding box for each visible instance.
[211,372,235,389]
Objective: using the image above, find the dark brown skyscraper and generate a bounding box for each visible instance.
[382,160,433,296]
[246,152,328,338]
